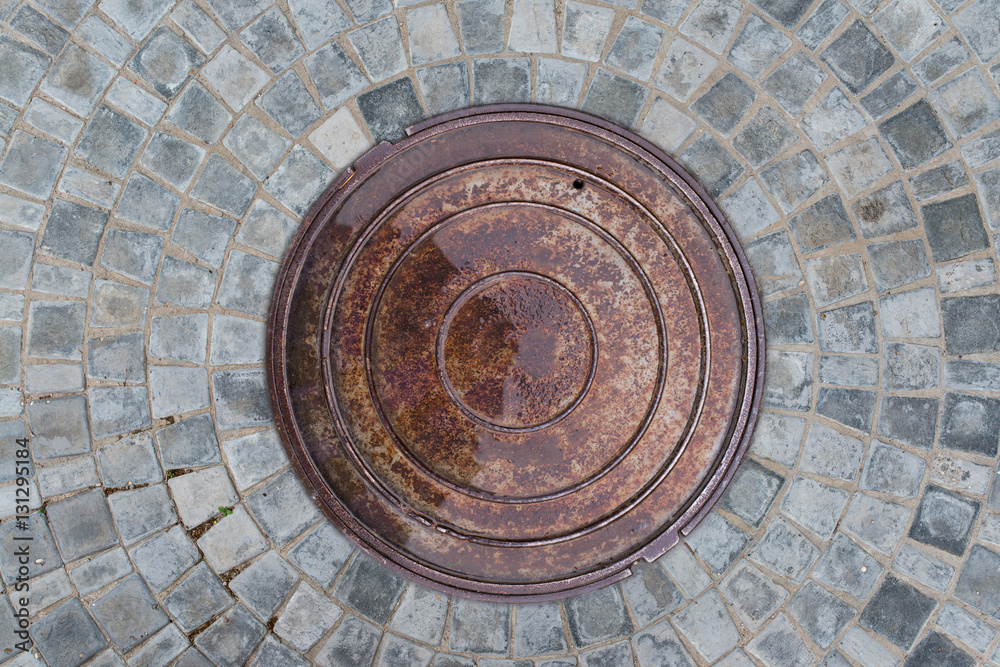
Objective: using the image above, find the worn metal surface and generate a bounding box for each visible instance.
[267,105,766,601]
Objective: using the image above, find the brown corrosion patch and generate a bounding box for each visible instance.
[267,105,765,601]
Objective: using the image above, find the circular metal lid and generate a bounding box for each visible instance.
[268,105,765,601]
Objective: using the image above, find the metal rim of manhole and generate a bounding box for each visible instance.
[267,104,766,602]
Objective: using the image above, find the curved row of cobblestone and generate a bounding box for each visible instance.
[0,0,999,663]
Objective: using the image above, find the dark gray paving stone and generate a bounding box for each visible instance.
[27,395,90,460]
[763,293,814,344]
[223,115,289,182]
[582,68,648,129]
[860,70,919,120]
[155,256,215,308]
[117,174,180,233]
[471,58,530,107]
[678,133,744,198]
[728,14,790,79]
[805,254,868,306]
[190,154,257,217]
[0,35,51,106]
[692,73,755,135]
[720,561,789,630]
[909,484,980,555]
[564,585,633,648]
[604,17,663,81]
[455,0,504,54]
[513,602,567,656]
[843,493,912,556]
[877,396,938,449]
[819,355,878,386]
[171,209,237,269]
[923,193,989,262]
[128,623,187,667]
[930,68,1000,140]
[39,43,114,116]
[240,7,304,75]
[953,0,1000,63]
[744,231,804,297]
[99,229,163,285]
[47,488,117,561]
[852,181,917,238]
[942,294,1000,355]
[671,590,740,662]
[230,551,299,621]
[760,150,828,213]
[155,413,220,469]
[748,515,819,583]
[763,350,813,410]
[333,554,407,625]
[904,631,974,667]
[195,604,267,667]
[761,52,826,116]
[813,533,882,599]
[30,598,107,667]
[264,146,334,218]
[131,27,203,99]
[0,131,67,200]
[867,240,930,291]
[955,545,1000,621]
[686,511,752,574]
[751,0,813,27]
[821,20,894,94]
[733,106,798,167]
[315,616,382,667]
[212,368,274,430]
[860,575,937,649]
[879,99,953,169]
[797,0,849,49]
[11,5,68,55]
[287,521,351,589]
[258,72,322,138]
[801,421,865,480]
[166,81,231,144]
[164,562,233,632]
[357,77,425,144]
[90,573,168,652]
[75,106,146,179]
[940,392,1000,456]
[108,484,175,545]
[789,193,855,252]
[0,513,61,584]
[860,440,925,497]
[914,37,970,86]
[129,525,198,592]
[719,458,784,527]
[883,341,940,390]
[304,44,368,112]
[175,648,214,667]
[817,387,876,432]
[447,597,511,654]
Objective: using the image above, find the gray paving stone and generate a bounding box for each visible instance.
[117,173,180,232]
[288,0,349,51]
[201,46,269,112]
[732,107,798,168]
[860,574,937,649]
[28,395,91,460]
[852,181,917,239]
[955,546,1000,621]
[975,166,1000,230]
[417,62,471,117]
[90,572,168,652]
[165,82,232,144]
[761,149,827,213]
[562,585,633,648]
[150,314,208,365]
[129,623,188,667]
[563,1,614,62]
[0,35,50,107]
[40,43,114,115]
[342,0,392,23]
[640,0,687,23]
[38,455,99,498]
[868,240,931,293]
[802,422,865,480]
[30,264,92,299]
[748,516,818,584]
[0,513,61,584]
[840,626,900,667]
[905,631,975,667]
[87,333,145,386]
[24,99,81,143]
[285,522,349,590]
[0,102,15,135]
[893,544,954,592]
[175,648,213,667]
[168,466,237,528]
[947,360,1000,391]
[939,392,1000,456]
[933,454,991,495]
[190,154,257,218]
[803,89,866,154]
[47,488,117,561]
[821,20,895,94]
[212,368,274,430]
[877,396,938,450]
[407,5,460,66]
[671,590,740,662]
[719,458,784,527]
[580,641,633,667]
[201,0,268,30]
[239,8,304,75]
[952,0,1000,63]
[678,133,744,197]
[859,440,925,498]
[304,44,369,112]
[931,69,1000,141]
[0,192,46,233]
[470,58,530,108]
[0,421,31,484]
[100,229,163,285]
[513,601,566,656]
[236,199,298,259]
[842,493,910,556]
[198,505,266,574]
[909,484,980,556]
[455,0,504,54]
[508,0,557,52]
[720,560,789,630]
[98,0,170,39]
[723,177,782,239]
[219,431,283,493]
[879,287,940,338]
[883,341,940,390]
[140,132,206,191]
[230,551,299,622]
[582,68,648,129]
[873,0,944,62]
[91,280,149,329]
[819,355,878,387]
[330,553,406,626]
[796,0,848,49]
[443,596,509,654]
[76,105,147,180]
[357,76,425,143]
[264,146,334,218]
[349,18,405,83]
[817,387,876,432]
[763,350,813,410]
[727,14,790,80]
[221,122,286,190]
[129,525,198,592]
[789,193,855,252]
[653,37,718,103]
[210,315,264,367]
[631,619,695,667]
[782,476,850,540]
[106,77,167,126]
[679,0,743,54]
[132,27,204,99]
[108,484,175,545]
[195,604,267,667]
[26,302,85,364]
[814,534,882,600]
[66,546,130,597]
[914,37,970,85]
[250,634,310,667]
[0,230,34,291]
[0,131,67,200]
[246,469,319,546]
[315,615,382,667]
[937,602,997,652]
[25,363,84,394]
[692,73,756,136]
[761,53,826,117]
[0,294,24,323]
[763,293,813,344]
[164,562,234,632]
[879,99,953,169]
[659,545,712,597]
[942,295,1000,354]
[806,254,868,306]
[31,598,107,667]
[275,583,342,652]
[155,256,215,309]
[171,209,237,269]
[686,511,752,573]
[605,17,663,81]
[172,1,226,53]
[962,127,1000,169]
[749,412,806,467]
[745,614,814,667]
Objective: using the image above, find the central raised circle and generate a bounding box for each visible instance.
[437,272,597,431]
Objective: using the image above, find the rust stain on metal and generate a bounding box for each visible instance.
[268,105,766,601]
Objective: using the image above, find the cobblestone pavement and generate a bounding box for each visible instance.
[0,0,999,663]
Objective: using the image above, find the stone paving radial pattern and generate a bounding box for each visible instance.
[0,0,999,664]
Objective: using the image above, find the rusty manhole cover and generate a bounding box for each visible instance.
[268,105,765,601]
